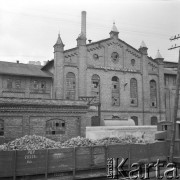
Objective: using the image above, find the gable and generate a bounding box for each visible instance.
[87,38,141,73]
[64,48,78,67]
[147,58,159,74]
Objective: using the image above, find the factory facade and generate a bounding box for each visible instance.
[0,11,177,142]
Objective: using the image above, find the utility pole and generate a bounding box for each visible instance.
[168,34,180,163]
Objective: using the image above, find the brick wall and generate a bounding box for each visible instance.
[0,98,88,142]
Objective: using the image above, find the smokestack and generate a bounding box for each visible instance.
[81,11,86,38]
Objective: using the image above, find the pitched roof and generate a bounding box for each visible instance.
[140,41,147,48]
[55,33,64,46]
[111,22,119,33]
[155,50,163,59]
[0,61,52,78]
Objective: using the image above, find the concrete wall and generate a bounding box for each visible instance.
[86,126,157,141]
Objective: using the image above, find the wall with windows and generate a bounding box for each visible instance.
[85,66,163,125]
[0,98,88,142]
[86,69,143,112]
[0,115,82,142]
[29,116,81,142]
[0,75,52,99]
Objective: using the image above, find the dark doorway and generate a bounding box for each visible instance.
[91,116,100,126]
[131,116,138,125]
[151,116,158,125]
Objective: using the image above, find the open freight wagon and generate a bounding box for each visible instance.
[0,141,169,180]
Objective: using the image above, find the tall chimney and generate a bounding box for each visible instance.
[81,11,86,38]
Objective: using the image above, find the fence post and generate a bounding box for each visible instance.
[13,150,16,180]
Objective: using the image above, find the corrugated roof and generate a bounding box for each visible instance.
[0,61,52,78]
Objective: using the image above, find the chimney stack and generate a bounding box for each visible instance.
[77,11,87,46]
[81,11,86,38]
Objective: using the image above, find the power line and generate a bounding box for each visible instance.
[168,34,180,50]
[1,9,171,39]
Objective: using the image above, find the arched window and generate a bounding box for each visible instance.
[151,116,158,125]
[66,72,76,100]
[91,74,100,103]
[0,119,4,136]
[91,116,100,126]
[112,76,120,106]
[150,80,157,107]
[130,78,138,106]
[131,116,138,126]
[46,119,65,135]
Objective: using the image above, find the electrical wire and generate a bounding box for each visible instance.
[1,9,172,39]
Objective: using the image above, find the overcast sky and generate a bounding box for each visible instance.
[0,0,180,64]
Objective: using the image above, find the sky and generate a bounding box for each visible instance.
[0,0,180,65]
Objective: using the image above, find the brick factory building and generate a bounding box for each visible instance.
[0,11,178,142]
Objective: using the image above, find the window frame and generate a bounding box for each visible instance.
[91,74,100,103]
[15,79,21,89]
[32,80,39,90]
[130,78,138,107]
[150,80,157,108]
[112,76,120,106]
[7,78,13,89]
[40,81,46,90]
[151,116,158,125]
[46,119,66,135]
[66,72,76,100]
[131,59,135,66]
[0,119,4,136]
